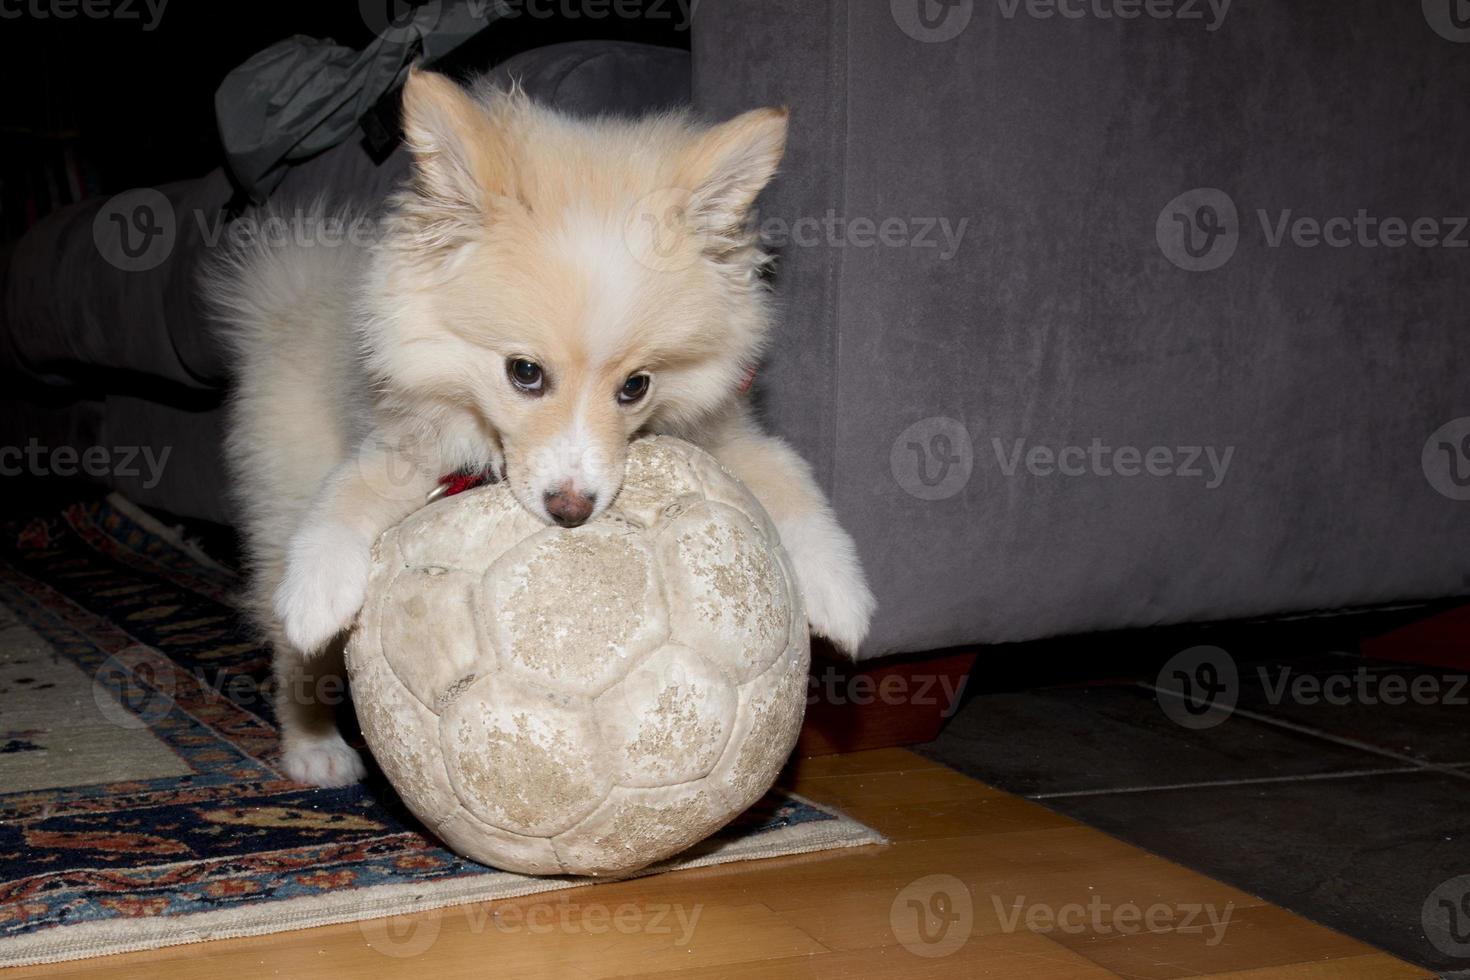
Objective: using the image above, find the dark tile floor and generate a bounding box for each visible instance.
[916,610,1470,977]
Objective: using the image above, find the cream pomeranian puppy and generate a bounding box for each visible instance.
[207,69,874,786]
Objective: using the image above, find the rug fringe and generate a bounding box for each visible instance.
[104,493,236,576]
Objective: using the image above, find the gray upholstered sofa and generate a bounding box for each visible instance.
[692,0,1470,655]
[5,6,1468,661]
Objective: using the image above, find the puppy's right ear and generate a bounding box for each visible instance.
[681,107,789,237]
[400,67,513,225]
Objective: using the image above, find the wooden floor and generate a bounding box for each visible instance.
[11,750,1431,979]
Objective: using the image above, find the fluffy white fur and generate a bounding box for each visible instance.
[206,69,874,787]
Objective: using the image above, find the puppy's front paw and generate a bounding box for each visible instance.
[275,521,372,655]
[281,730,367,787]
[778,513,876,655]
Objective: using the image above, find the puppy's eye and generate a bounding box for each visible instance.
[507,358,545,394]
[617,373,651,405]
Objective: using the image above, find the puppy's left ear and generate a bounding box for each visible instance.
[681,107,788,235]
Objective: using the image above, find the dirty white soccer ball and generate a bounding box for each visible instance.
[345,436,809,876]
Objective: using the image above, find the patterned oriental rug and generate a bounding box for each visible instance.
[0,496,883,967]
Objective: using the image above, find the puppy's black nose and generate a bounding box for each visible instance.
[545,488,596,527]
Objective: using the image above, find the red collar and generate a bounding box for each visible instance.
[429,468,497,502]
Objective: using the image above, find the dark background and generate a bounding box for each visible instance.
[0,1,690,244]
